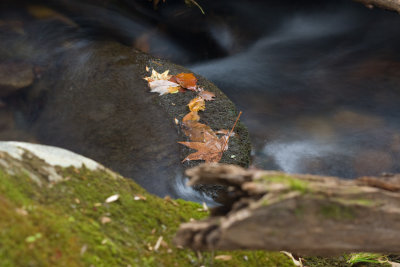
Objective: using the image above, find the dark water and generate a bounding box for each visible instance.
[189,1,400,178]
[1,0,400,201]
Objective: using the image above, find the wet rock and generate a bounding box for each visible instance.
[0,62,34,97]
[1,39,250,199]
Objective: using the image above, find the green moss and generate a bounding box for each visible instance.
[0,167,294,266]
[259,175,310,194]
[346,253,389,266]
[319,203,355,220]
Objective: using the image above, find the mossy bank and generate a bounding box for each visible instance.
[0,145,291,266]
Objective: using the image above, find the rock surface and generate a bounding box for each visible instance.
[175,163,400,255]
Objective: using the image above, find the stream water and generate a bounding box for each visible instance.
[1,0,400,202]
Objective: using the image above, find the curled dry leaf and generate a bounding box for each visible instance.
[105,194,119,203]
[188,97,205,112]
[198,90,215,101]
[174,73,198,91]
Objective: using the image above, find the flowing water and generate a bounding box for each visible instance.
[1,0,400,202]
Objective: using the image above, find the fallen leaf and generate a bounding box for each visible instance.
[105,194,119,203]
[198,90,215,101]
[80,244,88,256]
[134,194,147,201]
[182,111,200,122]
[15,208,28,216]
[174,73,197,91]
[181,120,217,142]
[281,251,303,267]
[178,135,228,163]
[215,255,232,261]
[188,97,205,112]
[154,236,163,251]
[144,69,171,82]
[148,80,180,95]
[178,111,242,163]
[100,216,112,224]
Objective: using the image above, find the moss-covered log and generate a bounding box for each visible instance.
[174,163,400,255]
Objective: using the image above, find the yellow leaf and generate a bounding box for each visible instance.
[188,97,205,112]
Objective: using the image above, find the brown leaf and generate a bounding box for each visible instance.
[178,135,228,163]
[182,120,217,142]
[182,111,200,122]
[174,73,198,91]
[188,97,205,112]
[198,90,215,101]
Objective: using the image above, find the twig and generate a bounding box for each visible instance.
[220,111,242,154]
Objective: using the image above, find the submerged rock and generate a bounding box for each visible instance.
[0,62,34,97]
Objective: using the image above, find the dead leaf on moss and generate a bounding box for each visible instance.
[154,236,163,251]
[178,134,229,163]
[182,111,200,122]
[105,194,119,203]
[182,120,217,142]
[100,216,112,224]
[198,90,215,101]
[215,255,232,261]
[179,111,242,163]
[188,97,205,112]
[15,208,28,216]
[134,194,147,201]
[148,80,180,95]
[144,69,171,82]
[174,73,198,91]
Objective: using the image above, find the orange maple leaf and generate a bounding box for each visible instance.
[178,135,228,163]
[178,111,242,163]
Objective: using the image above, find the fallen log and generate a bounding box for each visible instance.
[174,163,400,255]
[353,0,400,13]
